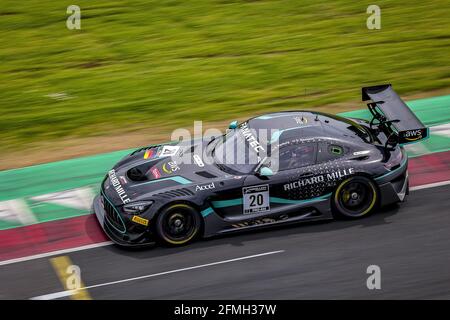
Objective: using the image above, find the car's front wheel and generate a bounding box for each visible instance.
[155,203,202,246]
[332,176,378,219]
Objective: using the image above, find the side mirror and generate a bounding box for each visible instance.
[228,121,238,129]
[259,166,274,177]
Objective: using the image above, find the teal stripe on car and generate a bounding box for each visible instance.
[211,193,332,208]
[211,198,243,208]
[269,193,332,204]
[101,191,127,234]
[131,176,192,187]
[201,207,215,217]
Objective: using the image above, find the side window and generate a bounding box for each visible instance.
[277,142,317,171]
[329,145,344,156]
[317,142,347,163]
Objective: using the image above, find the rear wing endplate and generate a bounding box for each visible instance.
[362,84,428,146]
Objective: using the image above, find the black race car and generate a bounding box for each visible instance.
[93,84,428,246]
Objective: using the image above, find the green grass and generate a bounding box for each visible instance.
[0,0,449,150]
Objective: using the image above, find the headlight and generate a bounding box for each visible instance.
[123,201,154,214]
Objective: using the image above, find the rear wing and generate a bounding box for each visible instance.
[362,84,428,146]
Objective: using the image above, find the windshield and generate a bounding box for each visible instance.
[212,123,264,174]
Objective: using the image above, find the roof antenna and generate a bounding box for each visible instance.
[315,114,319,121]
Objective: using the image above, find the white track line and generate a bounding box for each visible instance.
[0,241,113,266]
[31,250,285,300]
[1,179,450,267]
[410,180,450,191]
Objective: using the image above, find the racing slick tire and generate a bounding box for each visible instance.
[332,176,379,219]
[155,203,202,246]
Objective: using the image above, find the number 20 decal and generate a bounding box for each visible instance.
[249,194,264,207]
[243,185,270,214]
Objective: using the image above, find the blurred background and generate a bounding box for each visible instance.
[0,0,450,300]
[1,0,449,169]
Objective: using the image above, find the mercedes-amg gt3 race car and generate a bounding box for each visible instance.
[93,84,428,246]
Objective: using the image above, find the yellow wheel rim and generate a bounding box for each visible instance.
[335,178,377,217]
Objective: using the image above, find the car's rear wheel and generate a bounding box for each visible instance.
[332,176,378,219]
[155,203,202,246]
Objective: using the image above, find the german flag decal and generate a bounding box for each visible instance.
[144,149,154,159]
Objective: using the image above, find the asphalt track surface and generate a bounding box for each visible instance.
[0,184,449,300]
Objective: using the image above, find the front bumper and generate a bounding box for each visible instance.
[92,194,155,247]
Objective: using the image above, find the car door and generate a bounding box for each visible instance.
[207,175,247,219]
[265,140,323,199]
[241,140,321,219]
